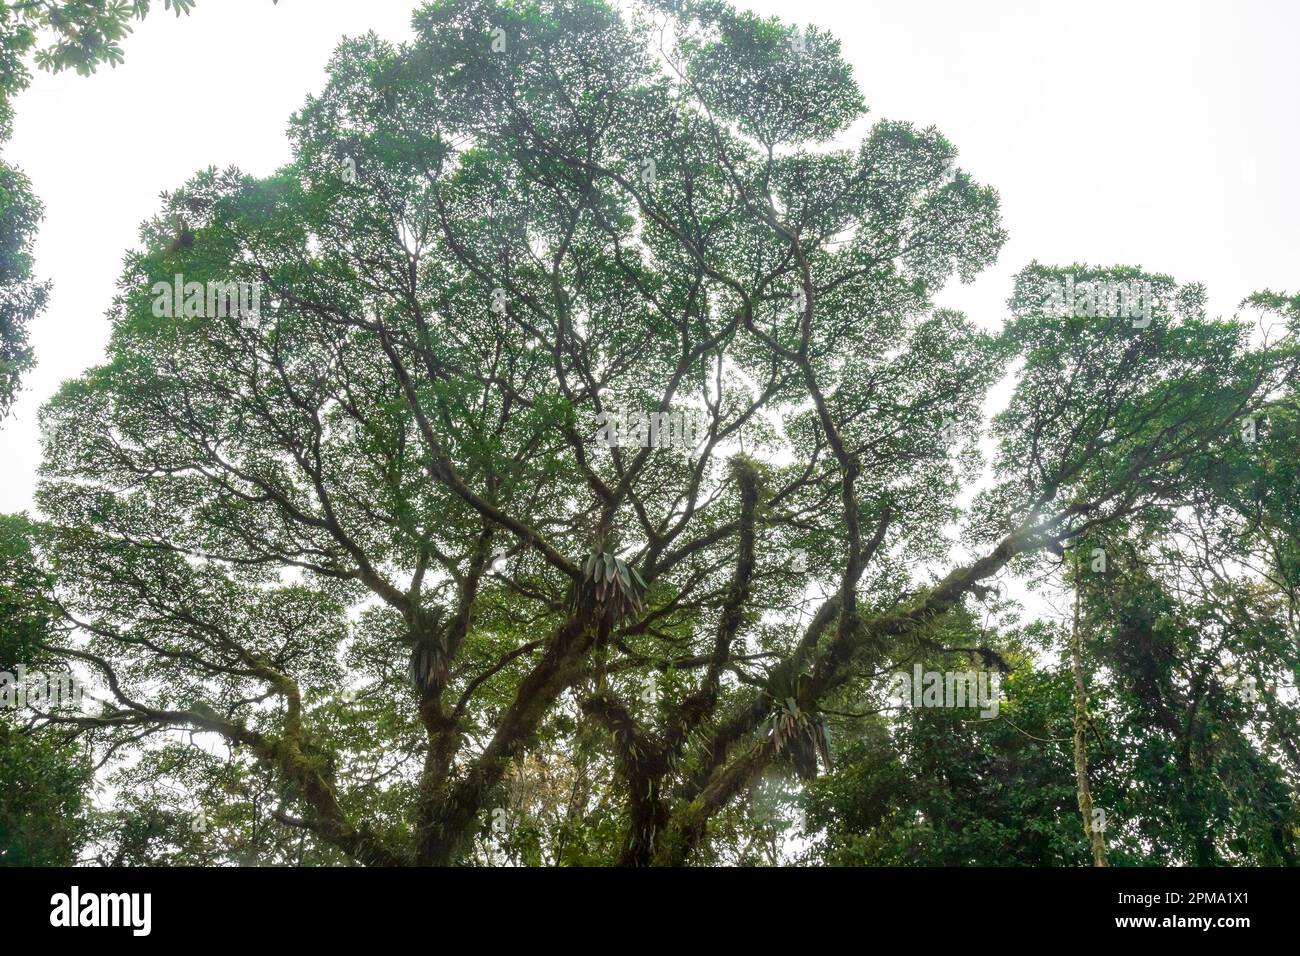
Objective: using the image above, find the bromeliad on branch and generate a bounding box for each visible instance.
[573,542,648,641]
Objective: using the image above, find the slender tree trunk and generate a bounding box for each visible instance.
[1070,559,1109,866]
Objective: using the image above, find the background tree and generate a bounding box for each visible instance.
[22,0,1300,865]
[0,513,93,865]
[801,619,1094,867]
[1072,354,1300,866]
[0,162,46,417]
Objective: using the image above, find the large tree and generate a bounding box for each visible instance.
[24,0,1300,865]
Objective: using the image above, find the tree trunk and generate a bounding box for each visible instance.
[1071,561,1109,867]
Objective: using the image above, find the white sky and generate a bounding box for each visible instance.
[2,0,1298,518]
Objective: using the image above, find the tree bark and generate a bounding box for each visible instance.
[1071,558,1109,867]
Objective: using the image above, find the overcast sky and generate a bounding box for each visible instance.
[2,0,1298,515]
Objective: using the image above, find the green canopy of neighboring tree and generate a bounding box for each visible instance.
[0,162,47,417]
[0,513,93,866]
